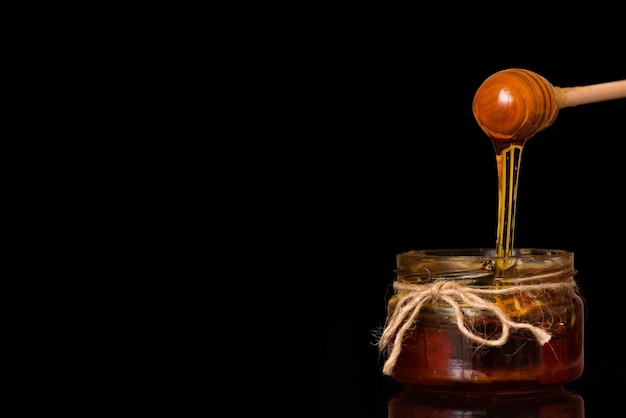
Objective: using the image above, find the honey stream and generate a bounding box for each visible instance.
[493,144,523,276]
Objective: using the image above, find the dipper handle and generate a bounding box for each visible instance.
[556,80,626,108]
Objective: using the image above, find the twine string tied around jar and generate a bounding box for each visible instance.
[378,278,578,376]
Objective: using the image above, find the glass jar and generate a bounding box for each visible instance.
[378,248,584,394]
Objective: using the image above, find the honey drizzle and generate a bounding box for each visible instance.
[493,144,523,276]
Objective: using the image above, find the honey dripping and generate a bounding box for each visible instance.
[473,70,626,273]
[473,68,559,278]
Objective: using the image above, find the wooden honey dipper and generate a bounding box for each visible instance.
[473,68,626,151]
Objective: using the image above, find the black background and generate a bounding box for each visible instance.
[260,20,625,418]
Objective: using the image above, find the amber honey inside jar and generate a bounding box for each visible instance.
[379,248,584,394]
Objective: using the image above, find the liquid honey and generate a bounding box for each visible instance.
[493,143,522,262]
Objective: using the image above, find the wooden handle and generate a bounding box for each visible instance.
[556,80,626,108]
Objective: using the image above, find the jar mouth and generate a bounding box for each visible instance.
[396,248,575,284]
[405,248,571,258]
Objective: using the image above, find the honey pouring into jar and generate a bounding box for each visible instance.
[377,69,626,394]
[473,69,626,266]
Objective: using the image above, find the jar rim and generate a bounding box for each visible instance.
[395,248,575,283]
[400,248,572,259]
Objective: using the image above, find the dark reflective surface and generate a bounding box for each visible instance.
[388,387,583,417]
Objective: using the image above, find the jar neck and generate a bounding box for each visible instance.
[395,248,575,286]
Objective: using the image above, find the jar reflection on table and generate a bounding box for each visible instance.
[388,387,584,418]
[380,248,584,394]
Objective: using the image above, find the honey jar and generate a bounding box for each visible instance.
[378,248,584,394]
